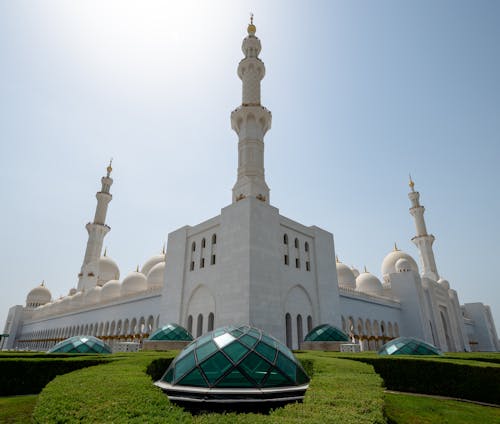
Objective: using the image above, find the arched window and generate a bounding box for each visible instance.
[208,313,215,332]
[285,313,292,348]
[297,315,303,346]
[305,242,309,252]
[197,314,203,337]
[294,238,299,249]
[192,242,196,252]
[307,315,313,333]
[212,234,217,244]
[187,315,193,334]
[202,238,206,248]
[283,234,288,245]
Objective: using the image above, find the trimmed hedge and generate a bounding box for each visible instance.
[33,351,385,423]
[0,356,110,396]
[347,356,500,405]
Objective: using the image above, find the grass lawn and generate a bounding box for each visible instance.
[0,394,38,423]
[384,392,500,424]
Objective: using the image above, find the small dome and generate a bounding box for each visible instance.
[155,325,310,404]
[26,282,52,307]
[141,253,165,276]
[381,249,418,281]
[85,286,102,304]
[395,258,412,273]
[101,280,121,301]
[304,324,349,342]
[68,288,77,296]
[121,271,147,296]
[98,256,120,286]
[147,262,165,289]
[148,324,193,341]
[336,262,356,288]
[438,278,450,290]
[351,267,360,278]
[356,271,383,296]
[378,337,442,356]
[48,335,112,354]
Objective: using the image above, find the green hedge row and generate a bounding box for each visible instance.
[33,351,385,423]
[0,356,110,396]
[348,356,500,405]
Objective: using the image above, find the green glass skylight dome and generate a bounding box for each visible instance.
[148,323,193,341]
[48,335,112,354]
[378,337,442,356]
[304,324,349,342]
[155,325,310,404]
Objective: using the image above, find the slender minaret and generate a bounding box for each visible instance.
[408,176,439,281]
[77,160,113,291]
[231,15,272,204]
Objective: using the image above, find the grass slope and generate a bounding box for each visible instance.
[0,395,38,424]
[384,392,500,424]
[32,351,385,423]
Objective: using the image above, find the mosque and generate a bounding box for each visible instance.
[2,20,499,353]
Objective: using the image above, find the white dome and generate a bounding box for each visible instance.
[336,262,356,288]
[101,280,121,301]
[121,271,148,296]
[351,267,360,278]
[381,249,418,281]
[26,283,52,307]
[356,272,383,296]
[438,278,450,290]
[147,262,165,289]
[85,286,102,304]
[141,253,165,276]
[98,256,120,286]
[68,288,77,296]
[395,258,413,273]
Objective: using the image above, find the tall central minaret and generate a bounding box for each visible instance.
[231,16,272,204]
[77,161,113,291]
[408,177,439,281]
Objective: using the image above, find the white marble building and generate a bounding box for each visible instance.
[2,20,499,353]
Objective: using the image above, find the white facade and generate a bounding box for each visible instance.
[2,21,498,353]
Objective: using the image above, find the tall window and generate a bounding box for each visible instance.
[305,242,309,252]
[197,314,203,337]
[307,315,313,333]
[297,314,303,346]
[294,238,299,249]
[192,242,196,252]
[201,238,206,248]
[285,313,292,348]
[208,313,215,332]
[187,315,193,334]
[211,254,216,265]
[284,255,289,265]
[284,234,288,245]
[212,234,217,244]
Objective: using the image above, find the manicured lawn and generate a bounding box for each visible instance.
[384,392,500,424]
[0,394,38,423]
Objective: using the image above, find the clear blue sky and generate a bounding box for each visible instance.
[1,1,499,331]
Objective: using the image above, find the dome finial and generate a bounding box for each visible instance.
[363,265,368,273]
[247,13,256,35]
[41,280,45,287]
[104,247,107,257]
[336,255,340,263]
[393,242,399,251]
[409,173,415,192]
[136,264,139,272]
[107,158,113,177]
[162,242,166,254]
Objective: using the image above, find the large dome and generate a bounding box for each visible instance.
[378,337,442,356]
[381,248,418,281]
[304,324,349,342]
[147,262,165,289]
[148,324,193,341]
[155,325,310,404]
[48,335,112,354]
[101,279,121,301]
[97,255,120,286]
[85,286,102,304]
[26,282,51,307]
[141,253,165,276]
[356,271,383,296]
[336,261,356,288]
[121,271,147,296]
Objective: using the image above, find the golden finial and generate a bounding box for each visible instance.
[247,13,256,35]
[136,265,139,272]
[107,158,113,177]
[41,280,45,287]
[409,173,415,192]
[363,265,368,273]
[336,255,340,263]
[103,247,107,257]
[393,242,399,252]
[162,243,166,255]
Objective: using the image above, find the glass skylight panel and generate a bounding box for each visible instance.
[214,332,236,348]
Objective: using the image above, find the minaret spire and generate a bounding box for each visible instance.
[77,162,114,291]
[231,16,272,204]
[408,178,439,280]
